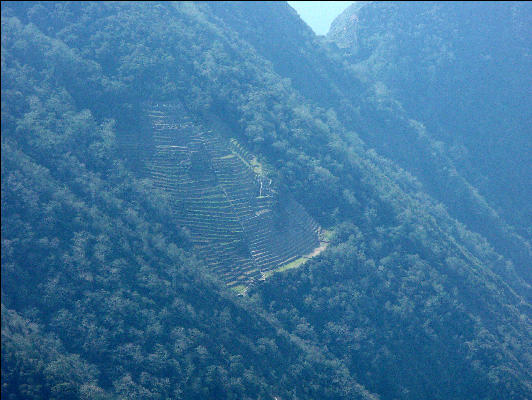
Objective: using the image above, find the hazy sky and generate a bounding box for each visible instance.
[288,1,355,35]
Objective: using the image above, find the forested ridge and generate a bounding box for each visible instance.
[205,1,532,283]
[326,1,532,280]
[2,2,531,399]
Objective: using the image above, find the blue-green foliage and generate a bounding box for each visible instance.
[2,2,531,399]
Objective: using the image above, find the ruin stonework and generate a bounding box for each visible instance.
[129,103,321,286]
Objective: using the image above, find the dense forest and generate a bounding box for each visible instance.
[327,1,532,280]
[2,2,531,399]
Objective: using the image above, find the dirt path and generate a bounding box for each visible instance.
[304,241,329,259]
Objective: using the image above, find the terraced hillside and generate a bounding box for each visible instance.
[135,103,321,287]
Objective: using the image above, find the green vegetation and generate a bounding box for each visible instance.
[141,104,320,286]
[249,156,264,176]
[2,2,531,400]
[321,229,334,241]
[277,257,308,272]
[327,1,532,281]
[0,3,367,398]
[230,285,248,295]
[264,257,308,278]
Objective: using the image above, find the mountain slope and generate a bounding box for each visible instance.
[2,2,531,399]
[129,102,321,287]
[1,3,376,398]
[204,1,531,283]
[328,1,532,273]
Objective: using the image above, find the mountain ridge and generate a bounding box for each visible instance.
[2,2,531,399]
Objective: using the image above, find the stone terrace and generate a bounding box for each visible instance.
[140,103,321,287]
